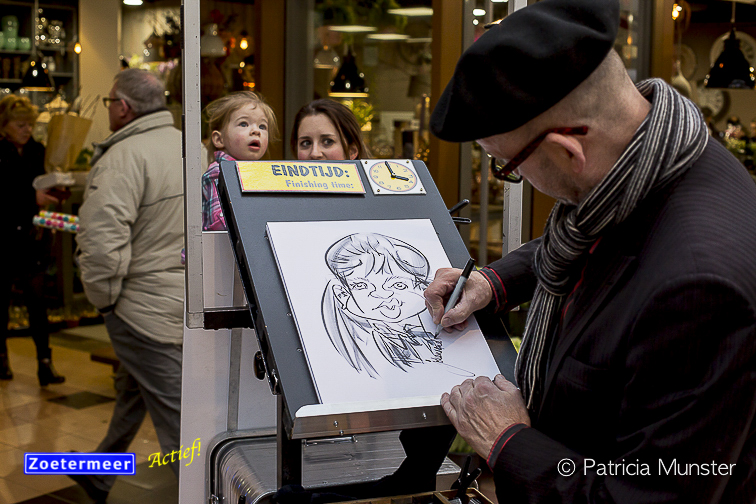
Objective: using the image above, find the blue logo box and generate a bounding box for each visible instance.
[25,453,136,475]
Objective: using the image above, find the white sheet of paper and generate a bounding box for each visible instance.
[266,219,501,405]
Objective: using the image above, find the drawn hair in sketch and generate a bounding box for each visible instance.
[321,233,443,378]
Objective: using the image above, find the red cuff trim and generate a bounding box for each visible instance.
[487,423,529,469]
[481,267,507,310]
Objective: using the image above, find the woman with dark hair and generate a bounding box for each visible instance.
[0,95,65,385]
[291,98,371,160]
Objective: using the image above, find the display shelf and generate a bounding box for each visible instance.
[0,50,33,56]
[0,0,79,98]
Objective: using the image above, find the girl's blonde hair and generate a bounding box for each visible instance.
[205,91,279,143]
[0,95,39,131]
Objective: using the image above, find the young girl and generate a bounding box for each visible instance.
[291,99,370,161]
[202,91,279,231]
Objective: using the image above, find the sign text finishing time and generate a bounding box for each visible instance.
[237,161,366,194]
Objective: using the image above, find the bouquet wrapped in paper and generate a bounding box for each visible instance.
[44,112,92,172]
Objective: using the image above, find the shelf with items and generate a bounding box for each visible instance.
[0,0,79,100]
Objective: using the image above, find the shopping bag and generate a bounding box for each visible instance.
[44,112,92,172]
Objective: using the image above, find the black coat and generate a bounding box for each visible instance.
[1,137,45,234]
[0,137,47,268]
[484,140,756,503]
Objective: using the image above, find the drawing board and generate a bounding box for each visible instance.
[267,219,500,405]
[216,158,518,438]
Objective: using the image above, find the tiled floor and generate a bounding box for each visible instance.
[0,331,176,503]
[0,328,498,504]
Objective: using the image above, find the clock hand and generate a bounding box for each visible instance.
[394,174,410,181]
[385,161,399,178]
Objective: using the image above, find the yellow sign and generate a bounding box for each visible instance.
[237,161,365,194]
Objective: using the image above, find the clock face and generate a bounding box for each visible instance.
[368,161,419,192]
[696,81,730,121]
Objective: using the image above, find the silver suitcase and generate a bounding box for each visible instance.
[209,431,461,504]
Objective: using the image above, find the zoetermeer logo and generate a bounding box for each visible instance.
[25,453,136,475]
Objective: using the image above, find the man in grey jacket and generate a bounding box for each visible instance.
[71,68,185,501]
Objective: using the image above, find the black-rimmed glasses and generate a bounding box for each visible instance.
[489,126,589,183]
[102,97,122,108]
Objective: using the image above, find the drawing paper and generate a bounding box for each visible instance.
[266,219,501,405]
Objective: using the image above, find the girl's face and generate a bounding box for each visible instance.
[336,257,426,323]
[297,113,358,160]
[212,102,269,161]
[3,118,34,149]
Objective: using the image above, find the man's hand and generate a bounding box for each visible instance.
[424,268,493,332]
[441,375,530,458]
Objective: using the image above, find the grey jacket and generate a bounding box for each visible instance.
[76,110,184,344]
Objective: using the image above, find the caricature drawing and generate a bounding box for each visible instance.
[322,232,470,379]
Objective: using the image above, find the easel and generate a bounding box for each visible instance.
[215,158,518,490]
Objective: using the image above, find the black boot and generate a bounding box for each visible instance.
[38,352,65,386]
[0,354,12,380]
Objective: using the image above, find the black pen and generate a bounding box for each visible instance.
[434,258,475,336]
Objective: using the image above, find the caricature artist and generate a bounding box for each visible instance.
[424,0,756,502]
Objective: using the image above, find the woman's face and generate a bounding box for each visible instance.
[3,118,34,148]
[296,113,357,160]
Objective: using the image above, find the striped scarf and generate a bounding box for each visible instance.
[515,78,709,413]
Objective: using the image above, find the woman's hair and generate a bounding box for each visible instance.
[290,99,371,159]
[113,68,166,117]
[0,95,39,131]
[205,91,280,142]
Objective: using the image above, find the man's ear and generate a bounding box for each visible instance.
[333,284,350,308]
[211,130,225,150]
[544,133,586,174]
[348,143,359,160]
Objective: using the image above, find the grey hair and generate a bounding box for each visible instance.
[113,68,166,117]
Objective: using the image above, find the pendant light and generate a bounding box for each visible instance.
[22,0,55,91]
[704,1,755,90]
[329,47,368,98]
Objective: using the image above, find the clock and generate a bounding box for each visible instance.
[696,80,730,121]
[364,159,426,195]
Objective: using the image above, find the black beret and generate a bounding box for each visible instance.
[430,0,619,142]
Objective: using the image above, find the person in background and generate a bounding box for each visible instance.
[72,68,189,501]
[201,91,279,231]
[425,0,756,501]
[0,94,65,386]
[291,98,370,160]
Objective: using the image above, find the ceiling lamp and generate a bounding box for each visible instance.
[123,0,143,5]
[22,58,55,91]
[329,47,368,98]
[314,46,340,69]
[327,25,377,33]
[705,2,755,89]
[200,24,226,57]
[387,7,433,17]
[366,33,410,41]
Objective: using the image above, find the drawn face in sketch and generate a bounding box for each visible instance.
[335,261,427,322]
[321,232,473,379]
[326,233,431,325]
